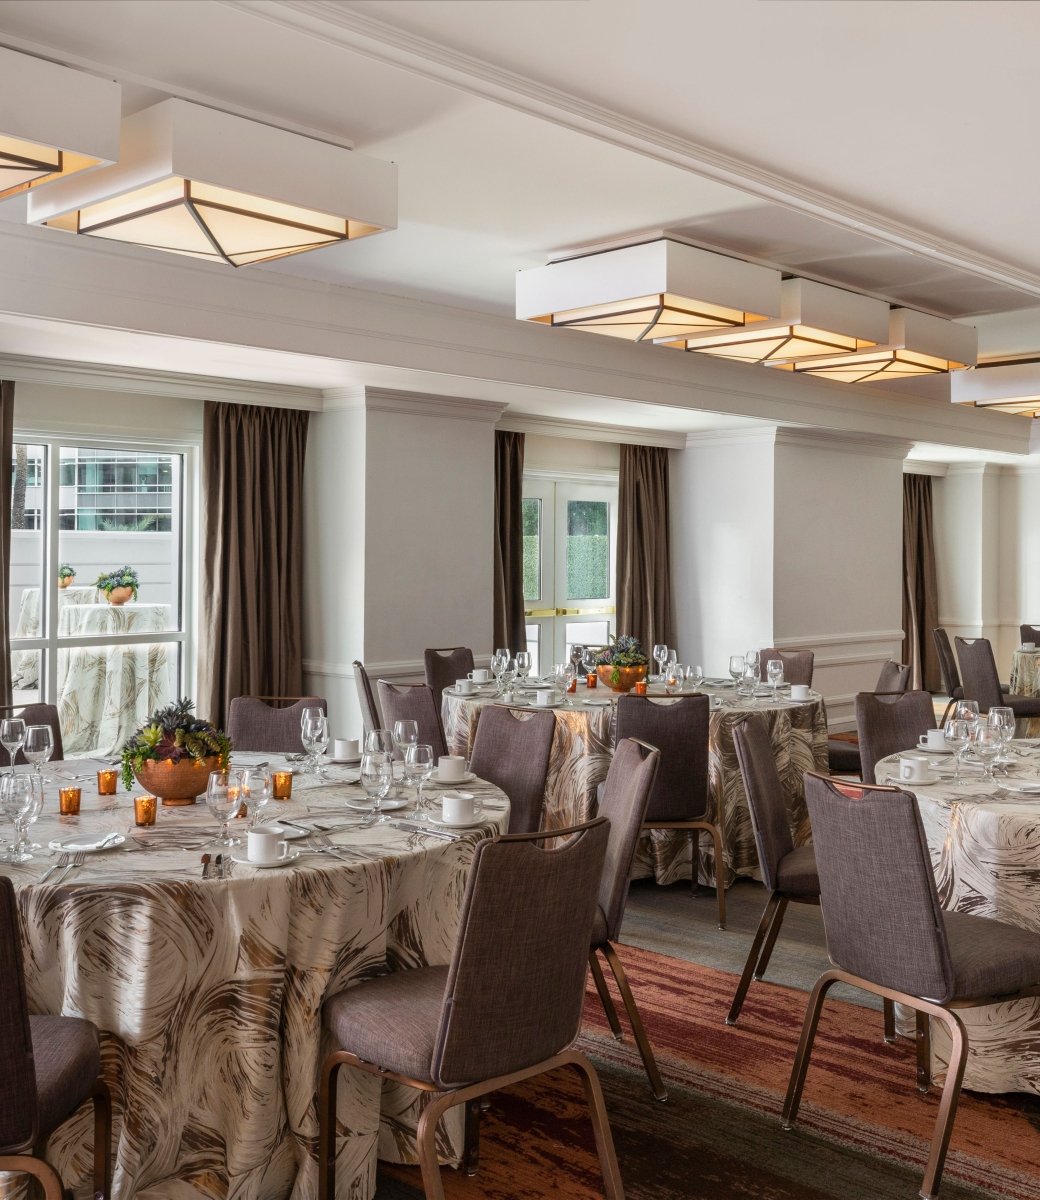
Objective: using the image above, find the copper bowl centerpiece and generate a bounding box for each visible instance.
[121,698,232,807]
[594,635,651,693]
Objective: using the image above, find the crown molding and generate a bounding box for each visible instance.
[364,388,505,422]
[684,426,780,450]
[904,460,949,476]
[498,412,686,449]
[231,0,1040,303]
[772,426,914,460]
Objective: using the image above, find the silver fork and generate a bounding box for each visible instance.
[58,851,86,883]
[40,852,69,883]
[310,832,361,860]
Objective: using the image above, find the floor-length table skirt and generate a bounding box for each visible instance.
[1,760,509,1199]
[443,686,828,886]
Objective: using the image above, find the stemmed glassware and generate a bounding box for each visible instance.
[955,700,980,728]
[301,712,330,778]
[23,725,53,784]
[239,766,273,827]
[728,655,745,688]
[665,664,684,695]
[944,718,971,786]
[515,650,532,686]
[988,706,1017,768]
[766,658,784,698]
[499,659,517,702]
[360,750,393,821]
[300,705,324,774]
[393,719,419,764]
[652,644,668,682]
[581,647,599,684]
[686,664,704,691]
[740,662,758,698]
[553,662,575,705]
[0,718,25,775]
[0,774,39,863]
[973,724,1001,783]
[491,649,510,691]
[405,743,435,820]
[206,770,243,847]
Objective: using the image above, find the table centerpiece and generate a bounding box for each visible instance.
[121,697,232,806]
[96,565,139,606]
[58,563,75,589]
[596,635,650,692]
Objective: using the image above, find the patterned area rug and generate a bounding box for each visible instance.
[377,944,1040,1199]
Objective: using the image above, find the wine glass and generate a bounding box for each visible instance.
[0,718,25,775]
[239,766,272,827]
[393,719,419,763]
[23,725,53,784]
[745,649,761,681]
[728,655,745,687]
[499,659,517,702]
[686,664,704,691]
[206,770,243,847]
[553,662,575,705]
[300,705,324,773]
[766,658,784,698]
[360,750,393,821]
[740,663,758,698]
[302,712,329,778]
[973,725,1001,783]
[944,718,971,786]
[987,706,1016,768]
[515,650,532,685]
[652,644,668,681]
[955,700,980,728]
[667,649,679,676]
[405,743,435,820]
[491,649,509,689]
[666,663,684,695]
[365,728,394,757]
[0,774,37,863]
[581,647,599,684]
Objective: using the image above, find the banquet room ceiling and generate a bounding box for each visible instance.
[0,0,1038,407]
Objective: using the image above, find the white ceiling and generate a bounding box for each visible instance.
[0,0,1039,446]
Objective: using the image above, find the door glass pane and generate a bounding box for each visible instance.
[566,500,609,599]
[525,623,541,678]
[10,442,45,697]
[564,620,610,663]
[522,497,541,601]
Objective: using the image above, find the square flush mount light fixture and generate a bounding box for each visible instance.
[28,98,397,266]
[660,277,890,363]
[516,238,782,342]
[0,47,120,200]
[773,308,976,382]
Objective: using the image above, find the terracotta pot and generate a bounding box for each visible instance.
[134,756,219,806]
[58,576,74,589]
[596,663,648,693]
[106,586,134,606]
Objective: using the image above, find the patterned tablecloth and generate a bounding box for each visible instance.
[443,681,828,886]
[0,755,510,1199]
[876,743,1040,1094]
[1009,649,1040,697]
[11,585,99,690]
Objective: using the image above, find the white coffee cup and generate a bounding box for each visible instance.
[469,669,492,683]
[918,728,947,751]
[438,755,466,781]
[534,690,553,706]
[334,737,360,760]
[1024,642,1037,652]
[790,684,812,701]
[898,756,930,783]
[247,825,289,864]
[455,678,477,695]
[442,790,476,824]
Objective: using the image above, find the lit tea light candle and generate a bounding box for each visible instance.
[272,772,292,800]
[134,795,157,827]
[97,769,118,795]
[633,680,648,696]
[586,671,598,688]
[58,787,81,815]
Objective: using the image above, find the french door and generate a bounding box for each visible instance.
[522,474,617,676]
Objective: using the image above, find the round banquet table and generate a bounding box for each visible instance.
[442,679,828,887]
[1010,647,1040,697]
[0,755,510,1200]
[875,742,1040,1094]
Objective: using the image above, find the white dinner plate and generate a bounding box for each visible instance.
[48,832,124,853]
[428,771,477,786]
[516,682,552,691]
[427,810,487,829]
[914,745,953,756]
[345,797,411,811]
[230,849,301,869]
[582,698,613,707]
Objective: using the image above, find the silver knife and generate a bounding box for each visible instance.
[389,821,461,841]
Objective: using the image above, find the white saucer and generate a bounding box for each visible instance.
[230,849,301,869]
[345,797,411,811]
[915,745,953,756]
[516,682,552,691]
[428,811,487,829]
[48,833,124,853]
[328,756,362,766]
[429,771,477,786]
[582,698,613,707]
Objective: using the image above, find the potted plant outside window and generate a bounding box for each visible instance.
[96,566,140,606]
[58,564,75,589]
[121,698,232,806]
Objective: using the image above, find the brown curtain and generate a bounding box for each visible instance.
[617,444,674,653]
[198,402,310,727]
[0,383,13,707]
[493,430,527,653]
[902,473,941,691]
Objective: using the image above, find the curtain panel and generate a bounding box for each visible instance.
[492,430,527,653]
[198,402,310,727]
[0,383,13,707]
[902,473,941,692]
[617,444,675,654]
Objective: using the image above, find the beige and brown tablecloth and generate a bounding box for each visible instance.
[1010,648,1040,698]
[0,756,509,1199]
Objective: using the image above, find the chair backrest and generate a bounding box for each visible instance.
[804,771,955,1004]
[352,660,382,735]
[0,877,37,1153]
[431,817,609,1088]
[732,714,794,893]
[11,703,64,764]
[854,691,935,785]
[954,637,1003,712]
[595,738,661,943]
[424,647,476,699]
[226,696,327,753]
[376,681,447,758]
[615,694,709,822]
[932,628,961,697]
[875,660,911,694]
[1020,624,1040,646]
[468,706,555,834]
[759,648,814,686]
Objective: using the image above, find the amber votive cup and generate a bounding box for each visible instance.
[586,672,598,688]
[566,678,577,694]
[272,771,293,800]
[58,787,81,816]
[97,769,118,795]
[134,795,157,827]
[633,680,648,696]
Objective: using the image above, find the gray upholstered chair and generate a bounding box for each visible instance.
[955,636,1040,718]
[1020,624,1040,646]
[934,629,1009,725]
[758,648,814,686]
[854,690,936,786]
[351,660,382,735]
[785,772,1040,1200]
[317,818,622,1200]
[588,737,666,1101]
[615,693,724,928]
[0,877,112,1200]
[227,695,327,752]
[423,646,475,700]
[826,660,912,776]
[468,705,554,834]
[376,681,447,758]
[0,704,65,764]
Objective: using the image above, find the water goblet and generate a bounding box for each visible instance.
[499,660,517,702]
[205,770,243,847]
[365,728,394,757]
[302,713,330,778]
[686,664,704,691]
[491,649,510,689]
[0,718,25,775]
[955,700,980,728]
[23,724,53,784]
[300,705,324,773]
[360,750,393,821]
[405,743,435,820]
[515,651,532,686]
[665,664,684,695]
[0,774,37,862]
[728,655,745,687]
[973,725,1001,783]
[240,767,273,827]
[740,664,758,698]
[653,644,668,682]
[393,719,419,764]
[944,718,971,786]
[666,649,679,677]
[581,647,599,685]
[766,658,784,698]
[745,649,761,678]
[553,662,575,705]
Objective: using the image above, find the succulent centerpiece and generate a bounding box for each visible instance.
[96,566,140,606]
[121,698,232,806]
[596,635,650,692]
[58,563,76,588]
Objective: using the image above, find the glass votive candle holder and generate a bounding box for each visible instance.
[58,786,81,815]
[134,794,157,827]
[586,671,598,688]
[97,769,118,795]
[272,771,293,800]
[566,677,577,694]
[633,679,648,696]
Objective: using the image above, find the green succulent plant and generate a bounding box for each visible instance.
[58,563,75,580]
[120,697,232,790]
[96,566,140,600]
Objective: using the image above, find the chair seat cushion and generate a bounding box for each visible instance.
[944,911,1040,1001]
[29,1015,100,1140]
[826,738,862,774]
[323,966,449,1084]
[1006,695,1040,717]
[776,845,819,899]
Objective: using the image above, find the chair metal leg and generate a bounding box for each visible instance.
[883,997,896,1044]
[916,1010,932,1093]
[317,1054,345,1200]
[706,823,726,929]
[752,894,790,982]
[601,941,667,1102]
[462,1096,482,1176]
[415,1092,453,1200]
[566,1051,626,1200]
[919,1009,968,1200]
[92,1079,112,1200]
[0,1158,64,1200]
[726,891,784,1025]
[781,970,840,1128]
[589,950,625,1040]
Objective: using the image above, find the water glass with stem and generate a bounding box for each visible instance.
[553,662,575,704]
[239,767,273,827]
[405,743,435,820]
[23,725,53,784]
[987,706,1016,767]
[206,770,244,847]
[515,650,532,686]
[491,649,510,689]
[302,713,330,778]
[944,718,971,786]
[652,644,668,681]
[499,659,517,702]
[686,664,704,691]
[0,774,37,862]
[766,658,784,698]
[0,718,25,774]
[300,705,324,773]
[360,750,393,821]
[728,655,745,688]
[581,647,599,685]
[393,719,419,764]
[973,724,1001,783]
